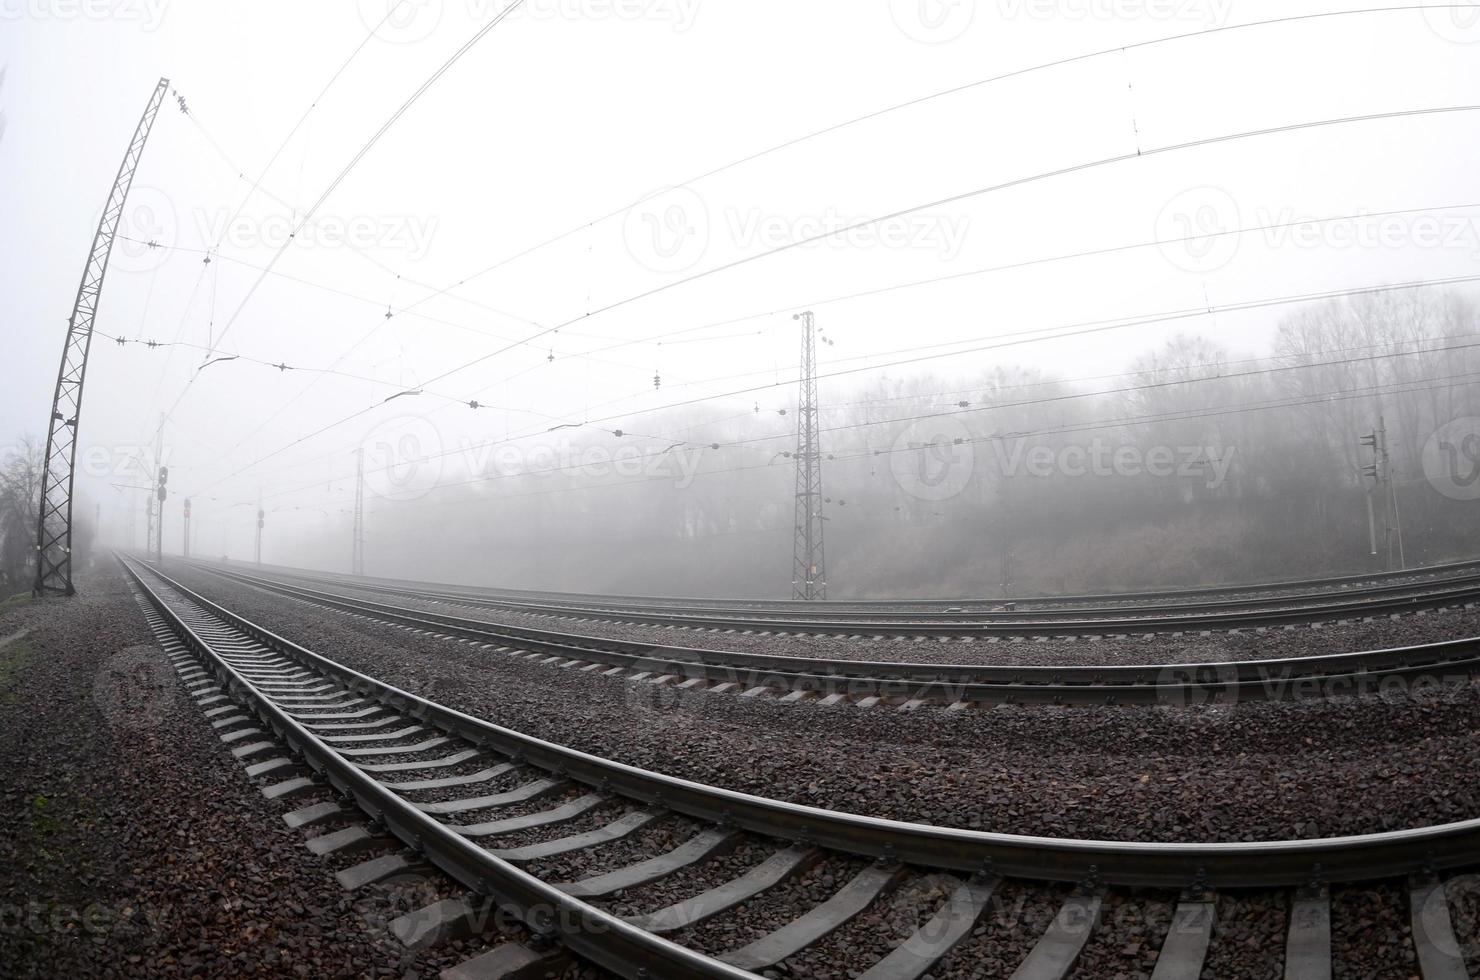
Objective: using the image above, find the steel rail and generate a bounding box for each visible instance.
[273,554,1480,613]
[127,556,1480,893]
[120,557,755,979]
[237,561,1480,635]
[196,562,1480,705]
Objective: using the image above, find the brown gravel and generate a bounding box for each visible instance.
[0,565,431,977]
[934,880,1073,979]
[600,835,783,919]
[13,559,1477,978]
[1446,872,1480,976]
[776,869,959,978]
[1198,890,1287,979]
[285,568,1480,668]
[167,560,1480,845]
[670,854,873,958]
[1066,888,1176,978]
[1330,882,1418,979]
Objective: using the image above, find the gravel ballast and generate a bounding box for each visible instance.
[280,569,1480,668]
[0,564,562,978]
[169,561,1480,845]
[14,558,1479,978]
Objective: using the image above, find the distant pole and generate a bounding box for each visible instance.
[144,491,156,560]
[154,463,167,560]
[791,311,826,600]
[1360,423,1394,567]
[352,448,365,576]
[1364,488,1379,558]
[145,421,163,560]
[1379,415,1406,569]
[125,493,137,550]
[999,470,1015,598]
[182,497,191,559]
[255,502,264,566]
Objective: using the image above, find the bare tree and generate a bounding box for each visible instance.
[0,439,41,596]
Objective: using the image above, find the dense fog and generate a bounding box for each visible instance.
[14,289,1461,599]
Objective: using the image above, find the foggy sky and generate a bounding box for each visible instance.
[3,1,1480,561]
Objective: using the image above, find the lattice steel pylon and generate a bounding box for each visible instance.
[34,77,170,596]
[352,448,366,576]
[791,311,826,600]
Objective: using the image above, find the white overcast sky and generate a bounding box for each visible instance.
[3,0,1480,553]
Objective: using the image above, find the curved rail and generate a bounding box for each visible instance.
[125,556,1480,979]
[196,561,1480,707]
[219,561,1480,637]
[126,555,1480,890]
[257,553,1480,614]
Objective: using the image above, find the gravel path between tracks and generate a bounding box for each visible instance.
[1330,883,1418,977]
[0,565,578,979]
[291,573,1480,668]
[168,562,1480,846]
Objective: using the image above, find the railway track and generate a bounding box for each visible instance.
[122,554,1480,978]
[227,559,1480,638]
[258,555,1480,615]
[187,561,1480,707]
